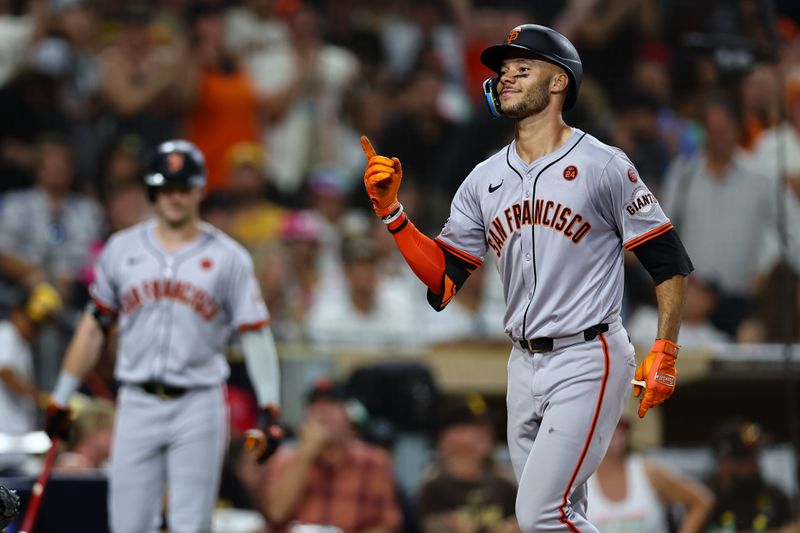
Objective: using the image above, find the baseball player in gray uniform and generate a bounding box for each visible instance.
[361,25,693,532]
[45,140,283,533]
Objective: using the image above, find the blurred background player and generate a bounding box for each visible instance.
[45,139,282,533]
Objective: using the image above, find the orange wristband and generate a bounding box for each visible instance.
[652,339,679,357]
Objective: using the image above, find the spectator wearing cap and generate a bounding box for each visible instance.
[587,419,713,533]
[261,378,402,533]
[704,419,794,532]
[305,236,417,351]
[417,394,519,533]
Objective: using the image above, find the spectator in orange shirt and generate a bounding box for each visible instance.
[178,1,262,192]
[262,378,402,533]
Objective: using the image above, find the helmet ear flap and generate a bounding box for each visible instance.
[483,77,503,118]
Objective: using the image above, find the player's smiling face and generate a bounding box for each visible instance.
[154,184,204,228]
[498,56,565,118]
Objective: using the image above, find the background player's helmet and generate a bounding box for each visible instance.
[144,139,207,201]
[480,24,583,115]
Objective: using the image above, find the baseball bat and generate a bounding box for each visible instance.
[631,380,646,388]
[19,438,59,533]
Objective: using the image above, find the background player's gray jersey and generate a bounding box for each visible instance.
[90,220,269,386]
[438,129,671,340]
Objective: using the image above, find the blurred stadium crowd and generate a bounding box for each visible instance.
[0,0,800,531]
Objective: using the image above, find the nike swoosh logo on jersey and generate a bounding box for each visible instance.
[488,180,504,193]
[126,256,145,266]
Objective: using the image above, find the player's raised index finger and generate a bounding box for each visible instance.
[361,136,376,159]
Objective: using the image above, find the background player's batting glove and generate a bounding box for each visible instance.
[361,136,403,218]
[633,339,679,418]
[44,402,71,442]
[0,485,20,531]
[244,404,284,463]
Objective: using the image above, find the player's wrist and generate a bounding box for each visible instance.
[375,199,401,219]
[381,203,404,223]
[52,372,81,407]
[651,339,679,358]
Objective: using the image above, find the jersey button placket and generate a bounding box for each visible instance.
[156,257,176,382]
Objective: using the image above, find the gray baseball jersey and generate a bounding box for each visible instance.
[436,128,669,532]
[91,219,269,532]
[438,128,671,340]
[90,219,269,387]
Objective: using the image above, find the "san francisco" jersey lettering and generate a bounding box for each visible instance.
[486,199,592,256]
[120,279,220,320]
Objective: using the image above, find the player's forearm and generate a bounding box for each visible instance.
[386,212,446,293]
[240,327,280,408]
[654,274,688,342]
[52,313,105,405]
[63,313,105,377]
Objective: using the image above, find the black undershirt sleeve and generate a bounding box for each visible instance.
[632,228,694,284]
[426,247,479,311]
[86,301,116,334]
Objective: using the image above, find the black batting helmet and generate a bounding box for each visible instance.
[480,24,583,112]
[144,139,207,201]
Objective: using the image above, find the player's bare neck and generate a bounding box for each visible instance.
[514,114,572,165]
[154,220,203,252]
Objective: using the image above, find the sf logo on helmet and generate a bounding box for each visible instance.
[506,27,521,44]
[167,152,185,173]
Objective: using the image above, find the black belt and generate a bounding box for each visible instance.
[132,381,189,399]
[518,323,609,354]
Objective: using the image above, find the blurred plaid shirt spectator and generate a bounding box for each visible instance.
[262,379,402,533]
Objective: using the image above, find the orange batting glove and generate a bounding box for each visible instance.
[244,404,284,463]
[633,339,679,418]
[361,136,403,218]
